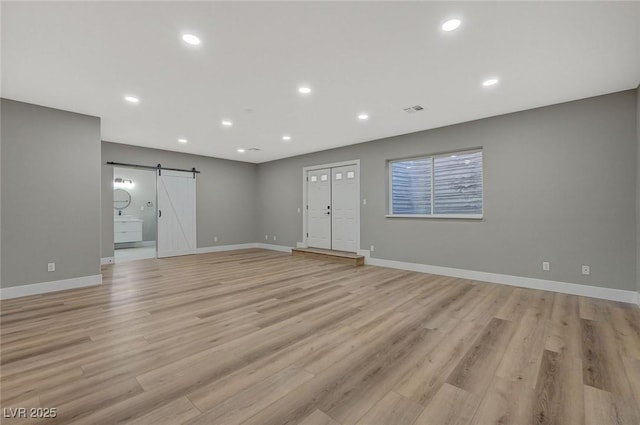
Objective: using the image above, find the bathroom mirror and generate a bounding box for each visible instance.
[113,189,131,210]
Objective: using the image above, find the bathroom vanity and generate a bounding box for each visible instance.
[114,217,143,243]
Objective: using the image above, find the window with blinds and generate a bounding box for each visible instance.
[389,150,483,217]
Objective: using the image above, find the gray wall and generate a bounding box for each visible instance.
[257,90,638,291]
[112,167,157,242]
[637,86,640,296]
[102,142,258,259]
[1,99,102,288]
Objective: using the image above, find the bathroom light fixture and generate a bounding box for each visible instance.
[113,177,134,188]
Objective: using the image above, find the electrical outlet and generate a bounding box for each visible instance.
[370,245,375,252]
[47,262,55,272]
[581,265,590,275]
[213,236,218,242]
[363,199,367,205]
[265,235,268,240]
[542,261,550,271]
[273,236,277,241]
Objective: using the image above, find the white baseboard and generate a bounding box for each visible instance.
[296,242,306,248]
[197,243,292,254]
[196,243,259,254]
[255,243,292,253]
[0,274,103,300]
[101,257,115,265]
[365,256,638,305]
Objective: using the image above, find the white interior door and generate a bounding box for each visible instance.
[331,165,358,252]
[306,168,331,249]
[157,170,196,258]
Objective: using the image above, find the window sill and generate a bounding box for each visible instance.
[385,214,483,220]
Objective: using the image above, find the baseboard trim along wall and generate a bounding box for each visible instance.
[364,255,638,305]
[0,274,103,300]
[196,243,259,254]
[255,243,293,253]
[197,243,293,254]
[101,257,115,265]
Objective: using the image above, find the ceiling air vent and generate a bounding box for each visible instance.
[403,105,424,114]
[246,148,261,152]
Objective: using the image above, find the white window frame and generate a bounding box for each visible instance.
[386,148,483,219]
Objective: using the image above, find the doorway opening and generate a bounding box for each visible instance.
[113,167,157,262]
[303,160,360,253]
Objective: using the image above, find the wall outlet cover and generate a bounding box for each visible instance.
[47,262,55,272]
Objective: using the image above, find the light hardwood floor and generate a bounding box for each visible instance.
[1,249,639,425]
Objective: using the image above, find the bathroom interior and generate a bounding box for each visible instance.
[113,167,157,261]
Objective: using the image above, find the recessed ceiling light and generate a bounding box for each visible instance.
[124,95,140,103]
[182,34,201,45]
[298,86,312,95]
[358,113,369,120]
[282,135,291,141]
[178,138,188,144]
[441,19,461,32]
[237,148,245,153]
[482,78,499,87]
[222,120,233,127]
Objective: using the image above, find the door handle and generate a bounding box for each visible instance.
[159,210,162,218]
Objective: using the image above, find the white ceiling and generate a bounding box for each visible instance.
[2,1,639,163]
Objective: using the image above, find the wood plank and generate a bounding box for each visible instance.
[184,366,314,425]
[126,397,201,425]
[532,349,584,425]
[584,385,639,425]
[495,310,549,386]
[414,383,479,425]
[445,317,517,396]
[469,376,533,425]
[354,391,423,425]
[298,410,341,425]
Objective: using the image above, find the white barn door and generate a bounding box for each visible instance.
[306,168,331,249]
[157,170,196,258]
[331,165,358,252]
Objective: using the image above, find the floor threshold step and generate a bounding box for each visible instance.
[292,248,365,266]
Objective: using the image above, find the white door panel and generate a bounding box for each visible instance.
[157,170,196,258]
[306,168,331,249]
[331,165,358,252]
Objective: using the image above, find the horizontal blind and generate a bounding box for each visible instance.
[433,151,483,214]
[391,159,432,214]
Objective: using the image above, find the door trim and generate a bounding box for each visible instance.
[302,160,360,252]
